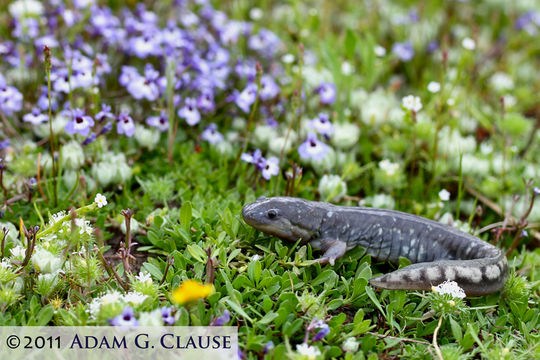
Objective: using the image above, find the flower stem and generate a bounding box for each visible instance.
[44,46,58,206]
[433,316,444,360]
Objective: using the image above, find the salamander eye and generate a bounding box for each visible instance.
[267,209,278,219]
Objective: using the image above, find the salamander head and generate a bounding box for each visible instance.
[242,196,319,242]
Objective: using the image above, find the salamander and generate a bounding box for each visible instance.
[241,196,508,296]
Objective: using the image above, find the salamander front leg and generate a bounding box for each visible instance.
[315,240,347,266]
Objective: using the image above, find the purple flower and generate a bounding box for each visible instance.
[108,307,139,327]
[314,82,336,105]
[201,123,224,144]
[241,149,265,170]
[119,66,139,87]
[248,29,281,58]
[308,318,330,342]
[520,230,528,238]
[127,64,160,101]
[95,104,114,122]
[242,150,279,180]
[392,41,414,61]
[298,132,330,161]
[427,40,439,53]
[0,79,23,116]
[178,98,201,126]
[146,111,169,132]
[65,108,95,136]
[197,91,215,113]
[100,122,113,135]
[161,306,175,325]
[236,83,258,113]
[313,326,330,342]
[116,111,135,137]
[534,187,540,196]
[0,139,9,150]
[212,310,230,326]
[308,113,333,136]
[260,75,280,101]
[515,11,540,34]
[23,108,48,125]
[82,133,97,146]
[263,341,275,354]
[52,69,71,94]
[234,60,257,81]
[261,157,279,180]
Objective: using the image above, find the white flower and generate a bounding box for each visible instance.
[438,189,451,201]
[432,280,466,299]
[342,337,359,353]
[461,37,476,50]
[135,271,153,285]
[32,247,63,274]
[379,159,400,176]
[341,61,353,75]
[402,95,422,112]
[427,81,441,93]
[489,72,514,92]
[95,193,107,208]
[331,122,360,149]
[296,343,321,359]
[134,125,160,150]
[447,98,455,106]
[318,174,347,202]
[249,7,263,20]
[251,255,261,261]
[50,210,67,225]
[10,245,25,259]
[364,194,395,209]
[101,291,122,305]
[138,309,164,326]
[75,218,93,235]
[281,53,295,64]
[9,0,44,19]
[61,140,85,170]
[374,45,386,57]
[123,292,147,305]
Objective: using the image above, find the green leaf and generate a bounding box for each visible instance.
[247,260,262,284]
[37,306,54,325]
[450,317,463,341]
[345,29,357,59]
[180,201,192,232]
[257,312,278,325]
[312,269,337,287]
[365,286,385,316]
[187,244,207,263]
[142,262,163,280]
[223,298,253,323]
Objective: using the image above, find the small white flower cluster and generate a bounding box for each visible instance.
[461,37,476,50]
[88,291,148,318]
[134,271,152,285]
[48,211,94,236]
[296,343,321,359]
[32,246,64,274]
[318,174,347,202]
[402,95,422,112]
[432,280,466,299]
[91,152,132,187]
[379,159,400,176]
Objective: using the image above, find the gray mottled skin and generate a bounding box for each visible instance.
[242,196,508,296]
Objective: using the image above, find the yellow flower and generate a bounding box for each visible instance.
[171,280,213,305]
